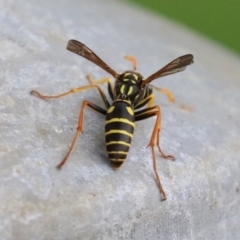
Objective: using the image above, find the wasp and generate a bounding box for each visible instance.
[31,39,193,200]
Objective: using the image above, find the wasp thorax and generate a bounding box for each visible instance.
[115,71,143,101]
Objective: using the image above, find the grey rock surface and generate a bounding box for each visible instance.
[1,0,240,239]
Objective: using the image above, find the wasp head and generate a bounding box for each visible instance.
[114,71,144,103]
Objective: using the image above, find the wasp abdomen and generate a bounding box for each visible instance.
[105,101,135,168]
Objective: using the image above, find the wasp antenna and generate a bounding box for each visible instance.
[124,55,137,71]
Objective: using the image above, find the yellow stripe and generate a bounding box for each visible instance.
[110,159,125,162]
[123,79,129,82]
[127,86,133,95]
[131,80,136,84]
[108,151,128,155]
[120,85,125,93]
[124,73,131,77]
[126,107,134,116]
[133,74,138,80]
[106,118,135,127]
[107,106,115,113]
[105,130,133,138]
[106,141,131,147]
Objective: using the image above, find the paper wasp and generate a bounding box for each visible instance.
[31,39,193,200]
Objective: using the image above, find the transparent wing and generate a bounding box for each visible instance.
[142,54,194,86]
[67,39,119,78]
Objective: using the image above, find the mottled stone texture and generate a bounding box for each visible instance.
[1,0,240,239]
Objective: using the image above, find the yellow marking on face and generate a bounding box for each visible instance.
[107,151,128,155]
[132,74,138,80]
[127,86,133,95]
[120,85,125,93]
[131,80,136,84]
[123,79,129,82]
[126,107,134,116]
[106,118,135,127]
[107,106,115,113]
[124,73,131,77]
[105,130,133,138]
[106,141,131,147]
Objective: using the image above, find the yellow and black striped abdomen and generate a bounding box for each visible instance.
[105,101,135,168]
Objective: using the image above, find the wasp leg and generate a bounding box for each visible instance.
[31,84,110,108]
[86,74,114,101]
[135,106,175,201]
[134,89,155,109]
[56,100,107,169]
[149,84,175,103]
[124,55,137,70]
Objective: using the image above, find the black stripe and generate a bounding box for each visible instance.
[107,144,129,152]
[105,101,135,163]
[106,133,132,143]
[105,121,134,133]
[108,153,127,159]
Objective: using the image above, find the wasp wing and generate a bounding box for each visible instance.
[67,39,119,78]
[142,54,194,86]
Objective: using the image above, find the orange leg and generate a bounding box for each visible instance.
[56,100,106,169]
[31,84,109,168]
[86,74,114,100]
[31,84,110,108]
[86,74,112,86]
[135,105,175,200]
[148,106,175,160]
[150,84,175,103]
